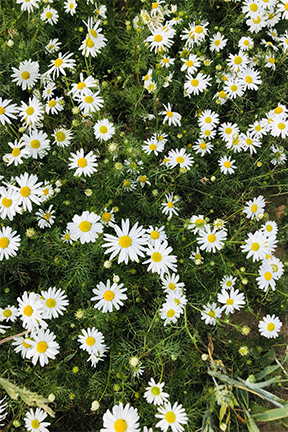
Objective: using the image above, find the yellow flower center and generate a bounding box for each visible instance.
[99,125,108,134]
[123,180,131,187]
[219,91,227,99]
[103,290,115,301]
[251,242,259,251]
[23,339,32,348]
[225,127,232,135]
[168,283,175,291]
[274,107,283,114]
[205,117,212,123]
[31,139,40,149]
[69,3,74,9]
[253,16,261,23]
[266,224,272,232]
[64,233,71,241]
[56,131,66,142]
[208,310,215,317]
[21,71,30,80]
[2,198,12,208]
[246,138,253,146]
[251,204,258,213]
[44,212,50,220]
[167,111,173,118]
[152,2,159,8]
[215,39,220,46]
[77,82,86,89]
[226,281,232,287]
[26,107,34,116]
[204,130,211,136]
[149,143,157,150]
[162,58,169,63]
[191,79,199,87]
[267,323,275,332]
[150,230,159,240]
[167,201,173,208]
[231,85,237,92]
[37,341,48,353]
[84,96,94,104]
[49,100,57,107]
[151,386,160,395]
[245,76,253,84]
[152,252,162,262]
[234,56,242,65]
[167,309,175,318]
[139,175,147,183]
[23,305,33,316]
[278,123,286,130]
[176,156,185,164]
[3,309,12,317]
[224,161,231,168]
[20,186,31,197]
[46,298,56,308]
[186,60,193,67]
[79,221,91,232]
[90,29,98,38]
[86,38,95,48]
[0,107,5,114]
[114,419,127,432]
[43,188,49,196]
[119,235,132,248]
[199,142,207,149]
[244,40,249,46]
[207,234,216,243]
[31,420,40,429]
[12,147,21,157]
[77,157,87,168]
[154,35,163,42]
[102,212,112,222]
[46,11,53,18]
[264,271,272,281]
[195,25,203,34]
[86,336,95,346]
[226,298,234,305]
[269,57,275,64]
[250,3,258,11]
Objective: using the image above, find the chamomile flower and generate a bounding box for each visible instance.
[265,52,276,69]
[256,261,277,291]
[16,0,39,12]
[270,145,287,165]
[219,155,237,175]
[77,90,104,114]
[45,97,64,115]
[102,219,146,264]
[241,132,261,154]
[41,6,59,25]
[144,378,169,405]
[68,148,98,177]
[217,287,246,314]
[240,230,271,262]
[188,215,206,234]
[145,26,175,53]
[270,119,288,138]
[201,302,222,325]
[160,56,175,68]
[181,22,209,48]
[197,226,227,253]
[192,139,213,156]
[11,59,40,91]
[266,256,284,279]
[91,280,127,313]
[243,195,265,219]
[35,204,55,229]
[184,72,211,96]
[18,97,44,126]
[78,327,107,356]
[18,291,47,330]
[69,73,98,98]
[219,123,240,142]
[26,329,59,367]
[160,103,181,126]
[22,130,50,159]
[100,208,115,227]
[220,275,237,289]
[47,52,76,79]
[145,226,167,246]
[142,138,165,155]
[0,225,21,261]
[223,79,245,99]
[5,140,30,166]
[41,287,69,319]
[0,187,21,223]
[24,408,50,432]
[53,127,73,147]
[101,403,140,432]
[0,305,19,322]
[190,247,203,265]
[180,54,201,73]
[239,67,262,90]
[82,18,107,55]
[238,36,254,50]
[94,119,115,141]
[138,174,151,188]
[166,289,187,311]
[161,273,185,294]
[262,220,278,236]
[15,172,43,212]
[0,97,18,126]
[45,38,61,54]
[64,0,77,15]
[160,301,182,325]
[67,211,103,244]
[155,401,188,432]
[258,314,282,338]
[161,193,179,218]
[42,82,56,100]
[40,182,54,202]
[12,336,33,359]
[210,32,228,52]
[143,240,177,276]
[198,110,219,129]
[61,230,73,245]
[167,148,194,170]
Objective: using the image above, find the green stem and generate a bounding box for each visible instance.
[98,347,112,403]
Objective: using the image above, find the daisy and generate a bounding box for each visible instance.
[80,35,104,57]
[101,403,140,432]
[41,287,69,319]
[143,240,177,276]
[248,120,268,139]
[238,36,254,51]
[270,145,287,165]
[11,59,40,90]
[256,261,277,291]
[266,256,284,279]
[0,226,21,260]
[184,72,211,96]
[199,127,216,141]
[217,287,246,314]
[67,211,103,244]
[227,52,250,72]
[219,123,240,142]
[167,148,194,170]
[145,225,167,246]
[0,187,22,222]
[15,172,43,212]
[160,301,182,325]
[53,127,73,147]
[45,38,61,54]
[94,3,107,18]
[18,97,44,126]
[198,110,219,129]
[220,275,237,289]
[61,230,73,245]
[16,0,39,12]
[35,204,56,229]
[87,346,108,367]
[192,139,213,156]
[138,174,151,188]
[265,52,276,70]
[94,119,115,141]
[68,148,98,177]
[262,220,278,237]
[132,362,145,378]
[47,52,76,79]
[122,179,137,191]
[161,193,179,218]
[0,305,19,322]
[78,327,107,356]
[243,195,265,219]
[160,103,181,127]
[270,119,288,139]
[161,273,185,294]
[83,18,107,54]
[41,6,59,25]
[181,22,209,48]
[240,230,270,262]
[22,130,50,159]
[69,73,98,98]
[5,140,30,166]
[210,32,227,52]
[144,378,169,405]
[124,159,144,174]
[64,0,77,15]
[240,133,261,154]
[77,90,104,114]
[17,291,47,330]
[26,328,60,367]
[190,247,203,265]
[155,401,188,432]
[258,314,282,338]
[197,226,227,253]
[239,67,262,90]
[223,79,245,99]
[12,336,33,359]
[180,54,201,73]
[40,182,54,202]
[145,26,175,53]
[45,97,64,115]
[166,289,187,311]
[246,15,266,33]
[100,207,115,227]
[24,408,50,432]
[219,155,237,175]
[142,138,165,156]
[160,56,175,68]
[225,135,244,153]
[42,81,56,100]
[0,97,18,125]
[201,302,222,325]
[102,219,146,264]
[188,214,206,234]
[91,280,127,313]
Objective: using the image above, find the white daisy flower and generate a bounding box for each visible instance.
[167,148,194,170]
[210,32,227,52]
[0,187,22,221]
[201,302,222,325]
[78,327,107,356]
[0,226,21,261]
[144,378,169,405]
[0,97,18,126]
[243,195,265,219]
[217,287,246,314]
[45,38,61,54]
[76,90,104,114]
[91,280,127,313]
[155,401,188,432]
[67,211,103,244]
[101,403,140,432]
[161,193,179,218]
[256,261,277,291]
[224,79,245,99]
[15,172,43,212]
[240,230,272,262]
[26,328,60,367]
[239,67,262,90]
[69,73,98,98]
[138,174,151,188]
[53,127,73,147]
[192,139,213,156]
[24,408,50,432]
[100,208,115,226]
[142,138,165,156]
[145,26,175,53]
[0,305,19,322]
[64,0,77,15]
[11,59,40,90]
[266,256,284,279]
[18,291,47,330]
[61,230,73,245]
[94,119,115,141]
[190,247,203,265]
[160,103,181,127]
[166,288,187,311]
[220,275,237,289]
[180,54,201,73]
[68,148,98,177]
[16,0,39,12]
[197,226,227,253]
[240,132,261,155]
[45,97,64,115]
[258,314,282,339]
[47,52,76,79]
[41,286,69,319]
[40,182,54,203]
[18,97,44,126]
[41,6,59,25]
[219,122,240,142]
[102,219,146,264]
[22,130,50,159]
[219,155,237,175]
[184,72,211,96]
[262,220,278,236]
[144,225,167,246]
[181,22,209,48]
[12,336,33,359]
[143,240,177,276]
[161,273,185,294]
[270,119,288,139]
[160,300,182,325]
